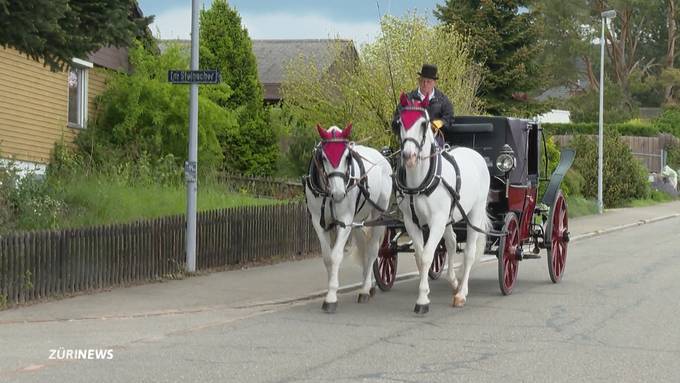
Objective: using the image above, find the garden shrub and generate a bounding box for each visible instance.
[565,133,649,207]
[653,106,680,138]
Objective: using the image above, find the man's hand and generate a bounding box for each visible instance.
[431,119,444,130]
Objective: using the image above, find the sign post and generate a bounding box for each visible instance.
[167,0,221,273]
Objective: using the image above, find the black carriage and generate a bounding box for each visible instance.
[373,116,575,295]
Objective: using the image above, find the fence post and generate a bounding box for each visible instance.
[661,148,667,170]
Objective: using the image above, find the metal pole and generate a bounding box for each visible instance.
[598,16,605,215]
[186,0,199,272]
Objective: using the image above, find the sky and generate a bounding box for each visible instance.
[139,0,442,47]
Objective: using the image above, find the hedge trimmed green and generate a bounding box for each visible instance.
[564,133,649,207]
[544,106,680,139]
[543,122,660,137]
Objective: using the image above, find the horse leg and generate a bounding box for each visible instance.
[414,219,447,314]
[321,226,352,313]
[443,224,459,294]
[310,220,337,312]
[453,207,487,307]
[366,225,385,291]
[351,228,370,303]
[402,217,425,273]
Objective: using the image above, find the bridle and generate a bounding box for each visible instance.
[311,138,356,197]
[399,105,435,160]
[303,138,386,231]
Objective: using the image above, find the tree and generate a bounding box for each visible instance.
[0,0,152,71]
[537,0,679,107]
[199,0,278,175]
[282,12,481,173]
[79,43,236,169]
[664,0,679,104]
[434,0,545,115]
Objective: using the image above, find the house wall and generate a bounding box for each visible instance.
[0,46,109,165]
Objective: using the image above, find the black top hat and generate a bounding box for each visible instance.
[417,64,438,80]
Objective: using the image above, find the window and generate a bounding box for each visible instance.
[67,58,92,129]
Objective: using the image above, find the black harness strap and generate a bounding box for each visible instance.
[440,151,505,237]
[303,147,386,231]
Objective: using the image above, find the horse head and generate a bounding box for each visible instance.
[398,92,434,168]
[316,123,353,202]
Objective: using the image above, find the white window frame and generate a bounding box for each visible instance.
[67,58,93,129]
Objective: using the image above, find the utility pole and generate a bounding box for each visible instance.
[186,0,200,272]
[598,10,616,215]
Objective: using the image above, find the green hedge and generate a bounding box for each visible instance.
[544,106,680,139]
[563,133,649,207]
[543,122,661,137]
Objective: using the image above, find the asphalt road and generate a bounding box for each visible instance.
[2,217,679,383]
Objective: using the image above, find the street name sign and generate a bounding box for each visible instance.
[168,70,221,84]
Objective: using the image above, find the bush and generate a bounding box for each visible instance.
[0,159,65,233]
[539,135,560,198]
[666,141,680,170]
[79,42,237,172]
[543,121,659,137]
[0,161,17,231]
[540,135,585,199]
[565,133,649,207]
[653,106,680,138]
[562,169,585,197]
[564,84,637,123]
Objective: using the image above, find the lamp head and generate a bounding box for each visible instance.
[601,10,616,19]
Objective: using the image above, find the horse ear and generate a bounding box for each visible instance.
[316,123,329,139]
[399,92,409,107]
[342,123,353,138]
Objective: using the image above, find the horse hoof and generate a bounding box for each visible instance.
[369,287,376,297]
[322,301,337,313]
[413,303,429,314]
[357,293,370,303]
[452,295,466,307]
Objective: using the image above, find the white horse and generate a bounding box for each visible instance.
[304,123,393,313]
[395,93,491,313]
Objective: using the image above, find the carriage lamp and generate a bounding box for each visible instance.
[496,144,516,173]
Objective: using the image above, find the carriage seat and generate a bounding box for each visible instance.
[442,123,493,135]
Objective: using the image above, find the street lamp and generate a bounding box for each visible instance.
[598,9,616,215]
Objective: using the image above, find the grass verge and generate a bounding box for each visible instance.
[52,175,284,229]
[565,195,599,218]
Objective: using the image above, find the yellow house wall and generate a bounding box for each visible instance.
[0,47,109,164]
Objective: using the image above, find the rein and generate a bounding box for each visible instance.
[395,142,506,238]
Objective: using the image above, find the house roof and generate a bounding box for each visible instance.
[159,39,356,101]
[85,3,150,72]
[252,39,353,85]
[88,46,130,72]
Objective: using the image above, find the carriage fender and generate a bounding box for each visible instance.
[541,148,576,206]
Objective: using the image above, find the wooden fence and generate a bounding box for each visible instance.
[552,134,679,173]
[217,173,303,199]
[0,202,319,308]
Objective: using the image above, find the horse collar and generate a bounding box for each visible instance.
[394,144,441,196]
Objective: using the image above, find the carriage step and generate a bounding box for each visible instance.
[523,253,541,259]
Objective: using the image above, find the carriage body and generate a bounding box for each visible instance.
[374,115,574,295]
[442,116,541,244]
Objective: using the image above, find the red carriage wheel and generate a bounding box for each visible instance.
[546,190,569,283]
[428,239,447,280]
[498,212,520,295]
[373,228,398,291]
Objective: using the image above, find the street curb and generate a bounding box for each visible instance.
[244,213,680,309]
[569,213,680,242]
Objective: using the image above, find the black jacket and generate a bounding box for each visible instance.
[391,88,454,135]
